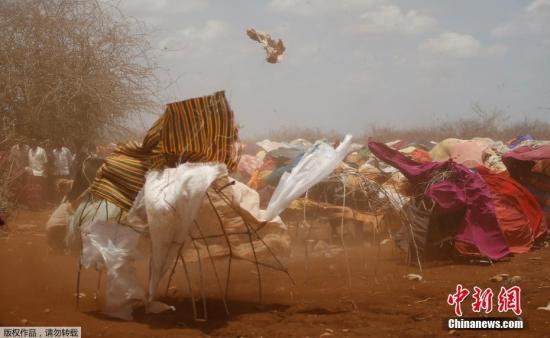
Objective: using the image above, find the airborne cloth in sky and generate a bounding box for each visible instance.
[90,91,241,210]
[246,28,286,64]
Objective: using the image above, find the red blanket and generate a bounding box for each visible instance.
[479,168,547,254]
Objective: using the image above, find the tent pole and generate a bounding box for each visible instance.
[193,220,229,315]
[180,253,199,321]
[340,178,352,289]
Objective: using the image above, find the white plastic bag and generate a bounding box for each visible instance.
[264,134,353,220]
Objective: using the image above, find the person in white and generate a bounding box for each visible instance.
[52,140,73,177]
[27,139,48,177]
[24,139,49,209]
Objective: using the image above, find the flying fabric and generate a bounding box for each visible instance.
[246,28,286,63]
[264,134,353,220]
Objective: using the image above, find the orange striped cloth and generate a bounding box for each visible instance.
[90,91,241,210]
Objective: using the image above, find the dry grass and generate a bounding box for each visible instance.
[365,106,550,143]
[247,105,550,144]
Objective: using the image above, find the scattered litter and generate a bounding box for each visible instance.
[380,238,390,245]
[246,28,285,64]
[405,273,423,281]
[342,329,350,333]
[537,303,550,311]
[20,319,28,325]
[325,328,334,333]
[74,292,86,299]
[320,333,332,337]
[508,275,522,284]
[449,329,456,335]
[489,273,510,282]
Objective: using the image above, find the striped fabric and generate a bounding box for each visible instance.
[90,141,150,210]
[159,91,240,170]
[90,91,241,210]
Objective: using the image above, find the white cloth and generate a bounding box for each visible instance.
[52,147,72,176]
[28,146,48,176]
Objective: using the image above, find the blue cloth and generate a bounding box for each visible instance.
[509,135,533,149]
[265,153,305,186]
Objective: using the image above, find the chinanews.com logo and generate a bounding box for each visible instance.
[444,284,525,330]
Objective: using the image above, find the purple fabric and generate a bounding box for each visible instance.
[369,141,510,260]
[508,135,533,149]
[426,181,466,212]
[503,144,550,162]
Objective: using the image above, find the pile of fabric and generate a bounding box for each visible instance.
[368,136,549,263]
[90,91,241,210]
[233,134,550,262]
[503,143,550,225]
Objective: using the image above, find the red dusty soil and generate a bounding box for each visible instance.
[1,209,549,337]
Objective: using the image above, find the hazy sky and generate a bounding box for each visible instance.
[119,0,550,137]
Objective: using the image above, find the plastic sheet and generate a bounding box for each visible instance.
[189,176,290,263]
[81,220,144,320]
[143,163,225,308]
[264,134,353,220]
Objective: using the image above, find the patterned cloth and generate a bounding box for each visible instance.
[238,154,262,176]
[90,142,151,210]
[90,91,241,210]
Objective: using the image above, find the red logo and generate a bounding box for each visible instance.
[497,286,522,316]
[447,284,470,317]
[447,285,522,316]
[472,286,494,314]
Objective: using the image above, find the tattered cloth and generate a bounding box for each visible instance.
[91,91,241,210]
[90,142,150,210]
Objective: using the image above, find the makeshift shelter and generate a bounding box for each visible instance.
[72,92,352,321]
[369,141,511,262]
[478,167,547,253]
[503,144,550,225]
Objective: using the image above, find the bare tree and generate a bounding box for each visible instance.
[0,0,157,144]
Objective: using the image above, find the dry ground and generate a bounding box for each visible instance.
[1,209,549,337]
